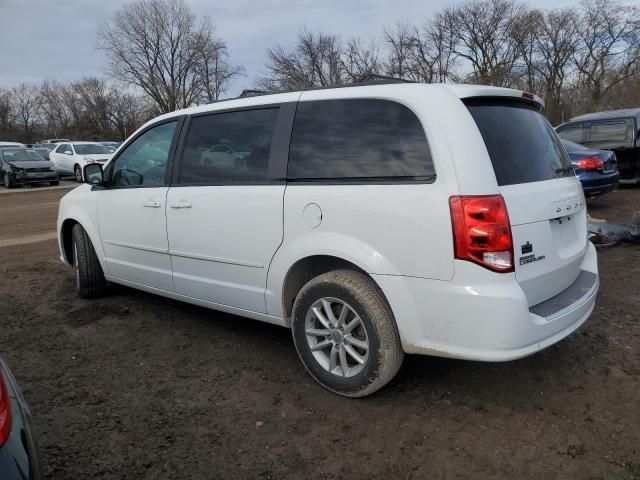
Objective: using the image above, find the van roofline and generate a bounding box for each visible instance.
[145,82,545,129]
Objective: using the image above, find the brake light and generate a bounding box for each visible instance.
[0,370,11,447]
[449,195,514,273]
[575,157,603,170]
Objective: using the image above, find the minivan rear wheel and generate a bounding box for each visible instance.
[72,224,107,298]
[291,270,403,397]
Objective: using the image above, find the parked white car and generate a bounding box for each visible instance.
[49,142,114,182]
[57,82,598,397]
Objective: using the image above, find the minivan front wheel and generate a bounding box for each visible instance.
[291,270,403,397]
[71,224,107,298]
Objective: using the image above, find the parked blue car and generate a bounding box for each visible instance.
[561,139,620,197]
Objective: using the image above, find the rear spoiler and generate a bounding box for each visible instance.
[442,85,545,112]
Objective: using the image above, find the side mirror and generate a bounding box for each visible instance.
[84,163,103,185]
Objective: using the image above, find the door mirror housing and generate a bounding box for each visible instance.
[84,163,104,185]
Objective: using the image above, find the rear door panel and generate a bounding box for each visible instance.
[502,178,587,306]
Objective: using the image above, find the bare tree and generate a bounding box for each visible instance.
[11,84,40,142]
[526,9,579,123]
[442,0,530,87]
[192,19,244,102]
[98,0,239,112]
[341,37,382,82]
[108,88,153,140]
[0,89,12,138]
[384,24,415,80]
[573,0,640,108]
[257,30,345,90]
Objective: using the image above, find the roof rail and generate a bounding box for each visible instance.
[239,89,269,98]
[354,74,414,85]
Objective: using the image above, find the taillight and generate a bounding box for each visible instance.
[575,156,603,170]
[0,370,11,447]
[449,195,514,273]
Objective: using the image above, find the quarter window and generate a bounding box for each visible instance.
[590,121,628,144]
[288,99,433,181]
[109,121,177,187]
[179,108,279,185]
[557,125,584,143]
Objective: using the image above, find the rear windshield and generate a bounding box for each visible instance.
[465,99,573,186]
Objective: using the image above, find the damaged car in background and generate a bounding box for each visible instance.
[556,108,640,184]
[1,147,59,188]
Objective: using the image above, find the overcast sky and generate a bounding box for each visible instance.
[0,0,574,98]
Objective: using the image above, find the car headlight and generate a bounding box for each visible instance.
[84,158,96,164]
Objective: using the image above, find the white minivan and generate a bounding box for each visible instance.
[57,82,598,397]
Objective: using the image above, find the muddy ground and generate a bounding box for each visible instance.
[0,186,638,479]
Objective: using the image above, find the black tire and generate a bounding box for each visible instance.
[291,270,403,398]
[3,173,15,189]
[49,180,59,186]
[71,224,107,298]
[74,165,82,183]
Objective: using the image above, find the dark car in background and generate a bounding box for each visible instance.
[561,139,620,197]
[31,147,51,161]
[1,147,59,188]
[0,358,42,479]
[556,108,640,184]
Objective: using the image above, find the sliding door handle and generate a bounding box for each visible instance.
[143,200,162,208]
[170,200,193,209]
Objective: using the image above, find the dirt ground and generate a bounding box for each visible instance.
[0,186,638,479]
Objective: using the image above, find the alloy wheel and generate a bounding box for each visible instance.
[304,297,369,378]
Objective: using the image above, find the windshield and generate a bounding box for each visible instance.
[74,144,112,155]
[2,149,46,161]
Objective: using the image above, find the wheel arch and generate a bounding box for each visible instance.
[279,254,391,327]
[58,213,107,273]
[60,218,79,265]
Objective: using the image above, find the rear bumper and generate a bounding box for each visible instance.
[577,171,619,196]
[373,242,598,362]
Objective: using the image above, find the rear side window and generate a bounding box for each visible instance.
[288,99,433,181]
[589,121,628,144]
[465,99,573,186]
[179,108,278,185]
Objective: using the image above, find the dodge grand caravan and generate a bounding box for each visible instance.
[57,82,598,397]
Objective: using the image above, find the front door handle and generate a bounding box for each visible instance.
[143,200,162,208]
[170,200,193,209]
